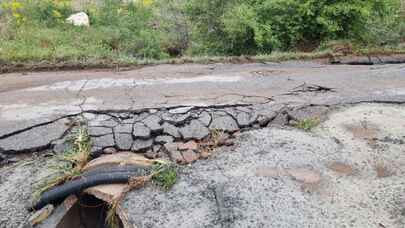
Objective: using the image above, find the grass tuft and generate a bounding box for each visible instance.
[106,200,121,228]
[293,118,320,131]
[151,161,177,191]
[33,125,92,201]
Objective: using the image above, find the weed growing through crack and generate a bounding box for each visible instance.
[33,126,92,201]
[293,118,320,131]
[106,201,121,228]
[151,161,177,191]
[210,128,224,146]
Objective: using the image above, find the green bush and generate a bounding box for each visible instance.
[154,0,190,56]
[359,0,404,46]
[0,24,113,62]
[24,0,73,26]
[89,0,168,59]
[185,0,403,55]
[0,0,403,63]
[0,0,168,62]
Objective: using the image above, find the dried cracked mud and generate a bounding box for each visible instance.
[1,103,404,228]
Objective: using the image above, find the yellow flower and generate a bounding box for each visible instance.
[52,9,62,18]
[2,0,25,24]
[142,0,153,6]
[10,1,23,11]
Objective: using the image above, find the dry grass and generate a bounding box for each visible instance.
[2,47,405,74]
[33,126,92,201]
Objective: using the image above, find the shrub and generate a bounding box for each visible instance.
[185,0,403,55]
[0,0,168,61]
[154,0,190,56]
[0,0,403,63]
[359,0,404,46]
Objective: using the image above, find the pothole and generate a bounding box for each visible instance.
[317,103,405,144]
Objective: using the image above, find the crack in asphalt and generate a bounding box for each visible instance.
[1,80,405,161]
[283,83,336,95]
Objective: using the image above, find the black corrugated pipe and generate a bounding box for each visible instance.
[80,165,149,177]
[31,168,145,211]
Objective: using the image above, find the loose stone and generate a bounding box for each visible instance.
[142,115,163,132]
[181,150,200,164]
[162,122,181,138]
[198,111,212,126]
[236,112,255,127]
[92,134,115,148]
[103,147,117,154]
[164,143,184,163]
[131,139,153,152]
[161,112,191,125]
[133,123,151,139]
[179,120,210,140]
[178,141,199,151]
[169,106,193,114]
[89,126,113,136]
[155,135,175,144]
[115,133,133,150]
[209,114,239,132]
[114,124,133,134]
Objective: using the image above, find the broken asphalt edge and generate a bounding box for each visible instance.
[0,97,404,160]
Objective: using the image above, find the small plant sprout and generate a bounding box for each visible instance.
[293,118,320,131]
[151,160,178,191]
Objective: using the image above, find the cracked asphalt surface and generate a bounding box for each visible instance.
[0,61,405,228]
[1,62,405,122]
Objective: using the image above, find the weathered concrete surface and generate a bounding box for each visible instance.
[0,103,405,227]
[122,104,405,228]
[0,158,56,228]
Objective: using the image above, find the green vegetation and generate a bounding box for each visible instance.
[293,118,320,131]
[33,126,91,201]
[0,0,404,67]
[151,162,178,190]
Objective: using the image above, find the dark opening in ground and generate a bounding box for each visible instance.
[57,194,123,228]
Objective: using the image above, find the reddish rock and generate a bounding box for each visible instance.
[200,149,211,159]
[181,150,200,164]
[375,163,394,178]
[178,141,199,151]
[169,150,185,164]
[255,167,286,177]
[163,143,185,164]
[328,162,353,175]
[103,147,117,154]
[287,168,321,184]
[144,150,159,159]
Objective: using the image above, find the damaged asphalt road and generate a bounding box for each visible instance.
[0,61,405,228]
[0,61,404,156]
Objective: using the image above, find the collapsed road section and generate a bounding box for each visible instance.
[0,102,405,228]
[0,101,330,165]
